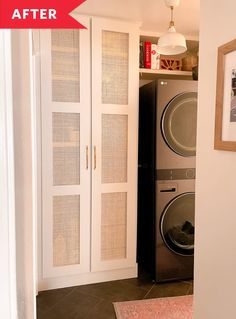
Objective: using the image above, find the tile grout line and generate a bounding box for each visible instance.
[186,283,193,295]
[142,283,155,299]
[38,286,78,316]
[116,279,155,293]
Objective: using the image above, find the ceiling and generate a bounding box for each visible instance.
[76,0,200,39]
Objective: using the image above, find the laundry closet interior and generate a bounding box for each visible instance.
[34,8,198,312]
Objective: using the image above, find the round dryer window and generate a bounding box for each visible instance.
[161,92,198,156]
[160,192,195,256]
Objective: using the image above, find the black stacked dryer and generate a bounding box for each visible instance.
[137,79,198,282]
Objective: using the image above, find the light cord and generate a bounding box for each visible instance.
[169,6,175,27]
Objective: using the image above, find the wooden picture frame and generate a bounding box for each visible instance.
[214,39,236,151]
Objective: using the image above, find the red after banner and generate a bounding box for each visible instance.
[0,0,86,28]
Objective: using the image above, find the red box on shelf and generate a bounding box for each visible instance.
[144,41,151,69]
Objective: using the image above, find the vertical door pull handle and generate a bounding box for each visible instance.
[86,146,89,170]
[94,146,96,170]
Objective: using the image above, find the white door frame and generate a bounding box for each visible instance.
[0,29,17,319]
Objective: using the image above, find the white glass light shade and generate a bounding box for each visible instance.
[157,26,187,55]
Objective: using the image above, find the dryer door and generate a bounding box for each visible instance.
[160,192,195,256]
[161,92,197,156]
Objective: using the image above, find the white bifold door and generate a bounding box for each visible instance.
[40,16,139,289]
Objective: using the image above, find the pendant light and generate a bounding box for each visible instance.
[157,0,187,55]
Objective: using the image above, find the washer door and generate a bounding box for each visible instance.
[160,192,195,256]
[161,92,197,156]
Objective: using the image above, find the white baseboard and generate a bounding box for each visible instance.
[38,265,138,291]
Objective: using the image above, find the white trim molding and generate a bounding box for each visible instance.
[0,30,17,319]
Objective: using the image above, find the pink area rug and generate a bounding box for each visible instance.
[114,295,193,319]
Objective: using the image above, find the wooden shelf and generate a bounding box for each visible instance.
[139,68,192,76]
[139,68,193,80]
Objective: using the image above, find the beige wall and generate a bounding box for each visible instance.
[11,30,35,319]
[194,1,236,318]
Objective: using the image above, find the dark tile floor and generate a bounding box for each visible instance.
[37,273,193,319]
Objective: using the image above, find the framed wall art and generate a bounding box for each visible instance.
[214,39,236,151]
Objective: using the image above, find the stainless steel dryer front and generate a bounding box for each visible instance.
[156,79,198,170]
